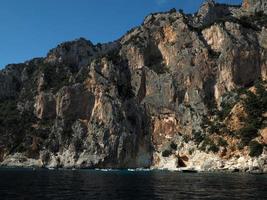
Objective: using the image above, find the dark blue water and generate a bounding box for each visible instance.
[0,168,266,200]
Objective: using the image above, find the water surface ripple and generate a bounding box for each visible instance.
[0,168,266,200]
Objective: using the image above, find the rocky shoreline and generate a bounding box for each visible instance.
[1,151,267,174]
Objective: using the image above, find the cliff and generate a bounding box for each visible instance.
[0,0,267,172]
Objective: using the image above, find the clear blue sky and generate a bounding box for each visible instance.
[0,0,242,69]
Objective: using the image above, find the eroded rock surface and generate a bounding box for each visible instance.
[242,0,267,14]
[0,0,267,172]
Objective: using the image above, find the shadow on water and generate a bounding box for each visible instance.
[0,168,266,200]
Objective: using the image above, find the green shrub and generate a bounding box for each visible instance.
[240,11,267,28]
[170,142,177,150]
[216,92,238,120]
[200,137,219,153]
[208,143,220,153]
[242,82,267,126]
[236,81,267,147]
[73,138,83,152]
[249,141,263,157]
[218,137,228,147]
[255,81,267,114]
[0,99,20,127]
[237,143,245,150]
[238,125,258,146]
[192,130,204,145]
[244,91,262,122]
[162,149,172,157]
[221,126,234,136]
[40,63,71,93]
[200,138,210,151]
[208,123,221,134]
[169,8,176,13]
[182,134,190,143]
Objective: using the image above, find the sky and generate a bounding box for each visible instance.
[0,0,242,69]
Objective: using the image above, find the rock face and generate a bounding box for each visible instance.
[193,0,237,26]
[45,38,95,68]
[34,92,56,119]
[242,0,267,13]
[0,0,267,172]
[56,84,94,120]
[261,128,267,144]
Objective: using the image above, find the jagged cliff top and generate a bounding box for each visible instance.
[1,0,267,71]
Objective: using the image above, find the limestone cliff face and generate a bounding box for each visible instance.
[242,0,267,13]
[0,0,267,172]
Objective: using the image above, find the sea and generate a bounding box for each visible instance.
[0,168,266,200]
